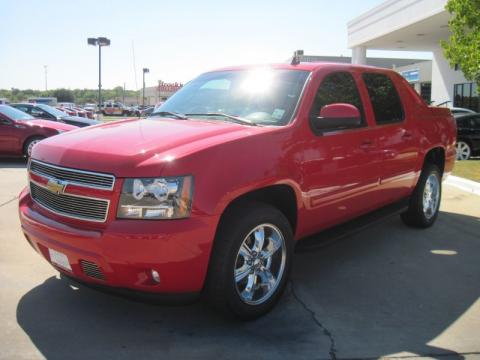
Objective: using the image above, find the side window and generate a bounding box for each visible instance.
[310,72,365,129]
[15,105,30,113]
[30,107,46,117]
[363,73,404,124]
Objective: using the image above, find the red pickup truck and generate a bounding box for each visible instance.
[18,62,456,319]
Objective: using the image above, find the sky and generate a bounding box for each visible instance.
[0,0,432,91]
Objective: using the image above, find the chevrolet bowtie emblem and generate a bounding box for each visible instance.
[46,179,67,194]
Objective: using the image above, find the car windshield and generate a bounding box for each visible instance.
[36,103,68,117]
[153,68,310,126]
[0,105,33,121]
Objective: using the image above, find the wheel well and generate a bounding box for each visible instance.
[23,135,45,151]
[220,185,298,233]
[423,147,445,175]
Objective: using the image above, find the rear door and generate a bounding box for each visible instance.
[361,72,420,202]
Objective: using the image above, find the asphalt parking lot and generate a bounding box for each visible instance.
[1,159,479,360]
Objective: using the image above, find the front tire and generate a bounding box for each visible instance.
[23,136,44,157]
[205,202,294,319]
[401,164,442,228]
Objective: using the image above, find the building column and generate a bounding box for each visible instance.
[351,46,367,65]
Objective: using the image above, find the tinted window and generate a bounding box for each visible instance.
[36,104,67,117]
[31,107,48,118]
[13,104,31,113]
[363,73,404,124]
[310,71,365,127]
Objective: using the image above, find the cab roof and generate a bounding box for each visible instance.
[209,62,389,73]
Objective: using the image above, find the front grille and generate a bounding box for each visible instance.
[30,182,109,222]
[80,260,105,280]
[30,160,115,190]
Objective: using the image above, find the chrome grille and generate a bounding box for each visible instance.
[80,260,105,280]
[30,160,115,190]
[30,182,109,222]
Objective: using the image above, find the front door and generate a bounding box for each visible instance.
[301,70,381,234]
[0,117,21,155]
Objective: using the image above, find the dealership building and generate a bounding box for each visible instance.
[348,0,479,111]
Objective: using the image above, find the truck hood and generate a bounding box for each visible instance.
[32,118,270,177]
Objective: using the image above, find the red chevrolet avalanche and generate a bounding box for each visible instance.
[18,63,456,318]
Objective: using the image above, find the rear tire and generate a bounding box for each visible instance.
[23,136,44,158]
[205,202,294,320]
[401,164,442,228]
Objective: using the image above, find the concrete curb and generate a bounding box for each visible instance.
[444,175,480,196]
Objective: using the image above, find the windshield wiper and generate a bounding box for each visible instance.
[185,113,257,126]
[150,111,188,120]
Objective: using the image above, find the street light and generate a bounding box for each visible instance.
[88,37,111,112]
[142,68,149,108]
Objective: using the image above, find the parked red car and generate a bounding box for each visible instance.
[56,106,76,116]
[0,105,76,157]
[18,63,456,318]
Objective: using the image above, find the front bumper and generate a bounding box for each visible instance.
[18,187,219,294]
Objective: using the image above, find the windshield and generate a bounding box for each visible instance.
[36,103,68,117]
[0,105,33,121]
[154,68,310,126]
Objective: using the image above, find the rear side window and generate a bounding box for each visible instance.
[310,71,365,125]
[363,73,404,124]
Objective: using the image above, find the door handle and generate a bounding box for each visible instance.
[402,131,413,140]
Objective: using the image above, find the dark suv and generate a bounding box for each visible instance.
[455,113,480,160]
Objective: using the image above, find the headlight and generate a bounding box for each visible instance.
[117,176,193,219]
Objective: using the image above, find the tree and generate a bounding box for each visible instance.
[52,88,75,102]
[441,0,480,86]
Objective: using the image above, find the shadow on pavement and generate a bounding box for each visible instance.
[16,211,480,359]
[0,157,27,169]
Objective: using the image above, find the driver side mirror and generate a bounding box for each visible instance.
[311,103,362,133]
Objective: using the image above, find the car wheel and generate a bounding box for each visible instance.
[401,164,442,228]
[205,202,293,319]
[456,141,471,160]
[23,136,44,157]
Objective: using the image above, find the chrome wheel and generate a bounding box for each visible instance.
[27,139,41,157]
[423,174,440,220]
[456,141,471,160]
[234,224,286,305]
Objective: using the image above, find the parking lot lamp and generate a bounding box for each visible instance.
[88,37,111,113]
[143,68,149,108]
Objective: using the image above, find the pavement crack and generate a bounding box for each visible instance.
[289,279,337,360]
[0,196,18,208]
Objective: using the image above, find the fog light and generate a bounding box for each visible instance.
[151,269,161,283]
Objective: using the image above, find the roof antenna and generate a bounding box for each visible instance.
[291,50,304,65]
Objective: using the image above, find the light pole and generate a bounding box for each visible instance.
[142,68,149,108]
[88,37,111,112]
[43,65,48,91]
